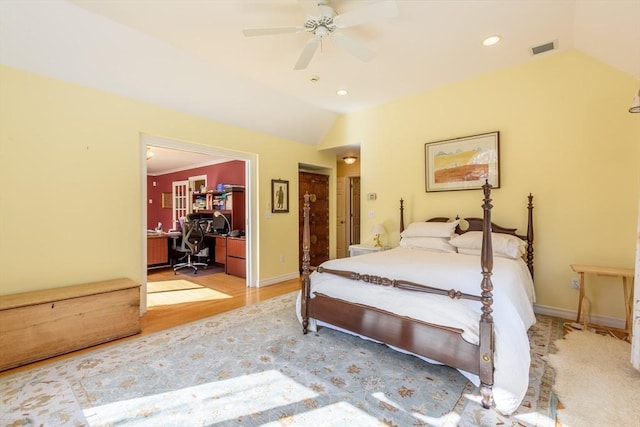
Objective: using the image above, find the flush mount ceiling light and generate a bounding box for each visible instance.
[343,156,357,164]
[337,89,348,96]
[630,88,640,113]
[482,35,501,46]
[146,148,155,160]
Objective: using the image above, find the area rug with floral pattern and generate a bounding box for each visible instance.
[0,292,561,426]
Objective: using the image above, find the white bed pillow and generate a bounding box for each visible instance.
[399,236,458,253]
[449,231,526,259]
[400,219,460,238]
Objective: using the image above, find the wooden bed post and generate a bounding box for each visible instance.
[301,192,311,334]
[526,193,534,280]
[479,181,495,409]
[399,198,405,233]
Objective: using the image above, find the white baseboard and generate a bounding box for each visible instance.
[258,271,300,287]
[534,304,625,329]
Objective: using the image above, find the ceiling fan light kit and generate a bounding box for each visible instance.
[242,0,399,70]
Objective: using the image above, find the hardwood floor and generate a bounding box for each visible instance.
[0,268,300,377]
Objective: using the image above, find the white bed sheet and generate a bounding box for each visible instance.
[295,247,536,415]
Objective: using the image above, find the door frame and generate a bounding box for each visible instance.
[139,134,258,313]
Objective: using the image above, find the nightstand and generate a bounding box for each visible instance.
[349,244,389,257]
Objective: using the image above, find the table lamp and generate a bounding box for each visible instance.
[213,210,232,235]
[371,223,386,247]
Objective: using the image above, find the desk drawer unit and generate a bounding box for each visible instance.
[227,238,246,278]
[147,235,169,266]
[215,236,227,265]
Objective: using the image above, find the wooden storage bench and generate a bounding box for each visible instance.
[0,278,141,371]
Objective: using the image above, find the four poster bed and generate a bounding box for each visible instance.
[297,183,535,415]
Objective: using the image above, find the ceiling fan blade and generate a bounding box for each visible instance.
[242,27,301,37]
[298,0,321,17]
[331,31,375,62]
[294,37,319,70]
[334,0,399,28]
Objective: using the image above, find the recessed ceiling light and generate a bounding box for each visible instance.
[482,35,502,46]
[337,89,348,96]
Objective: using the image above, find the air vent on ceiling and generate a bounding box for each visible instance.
[530,41,557,56]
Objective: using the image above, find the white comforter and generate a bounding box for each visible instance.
[296,247,536,415]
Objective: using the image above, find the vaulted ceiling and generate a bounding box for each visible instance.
[1,0,639,150]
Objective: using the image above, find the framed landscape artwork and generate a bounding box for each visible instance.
[424,131,500,192]
[271,179,289,213]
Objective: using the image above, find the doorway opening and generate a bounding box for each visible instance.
[140,134,257,313]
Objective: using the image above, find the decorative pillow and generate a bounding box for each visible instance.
[400,219,460,238]
[449,231,526,259]
[399,237,458,253]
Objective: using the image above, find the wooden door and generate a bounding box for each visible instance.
[350,176,361,245]
[172,180,189,229]
[336,177,347,258]
[299,171,330,268]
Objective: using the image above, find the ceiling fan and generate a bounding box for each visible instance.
[242,0,398,70]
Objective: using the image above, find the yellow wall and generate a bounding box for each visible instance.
[321,50,640,320]
[0,65,335,294]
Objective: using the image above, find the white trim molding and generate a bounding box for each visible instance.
[259,272,300,287]
[534,304,626,330]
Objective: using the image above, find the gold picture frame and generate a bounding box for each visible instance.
[424,131,500,192]
[161,192,172,209]
[271,179,289,213]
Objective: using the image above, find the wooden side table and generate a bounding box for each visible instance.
[570,264,635,337]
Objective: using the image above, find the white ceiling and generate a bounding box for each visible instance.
[1,0,639,171]
[145,146,234,175]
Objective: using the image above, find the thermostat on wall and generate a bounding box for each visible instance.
[366,193,377,200]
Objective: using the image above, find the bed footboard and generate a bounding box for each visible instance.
[309,293,481,374]
[300,182,497,409]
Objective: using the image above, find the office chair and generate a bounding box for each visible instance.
[173,219,209,274]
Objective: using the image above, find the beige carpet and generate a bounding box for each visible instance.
[547,330,640,427]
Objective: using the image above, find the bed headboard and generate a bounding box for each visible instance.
[399,194,535,279]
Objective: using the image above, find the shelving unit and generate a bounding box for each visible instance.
[192,188,245,232]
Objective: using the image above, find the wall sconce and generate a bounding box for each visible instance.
[630,88,640,113]
[371,223,386,247]
[146,148,155,160]
[343,156,357,164]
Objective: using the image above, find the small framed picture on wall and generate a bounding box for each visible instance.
[271,179,289,213]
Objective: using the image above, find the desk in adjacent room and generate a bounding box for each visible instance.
[147,233,169,267]
[204,234,246,278]
[147,231,181,268]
